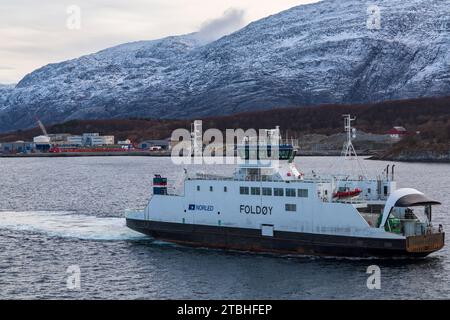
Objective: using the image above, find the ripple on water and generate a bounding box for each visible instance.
[0,157,448,299]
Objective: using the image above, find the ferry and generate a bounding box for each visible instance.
[125,117,445,258]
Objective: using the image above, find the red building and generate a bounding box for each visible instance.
[387,126,408,139]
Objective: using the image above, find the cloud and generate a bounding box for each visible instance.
[0,1,316,83]
[195,8,247,44]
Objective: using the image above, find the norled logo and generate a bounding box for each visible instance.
[170,120,281,165]
[189,204,214,212]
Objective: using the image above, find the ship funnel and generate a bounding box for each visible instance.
[153,175,168,195]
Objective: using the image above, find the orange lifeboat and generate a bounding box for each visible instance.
[333,188,362,199]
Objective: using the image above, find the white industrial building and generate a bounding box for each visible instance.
[67,136,83,146]
[82,133,114,146]
[31,132,115,148]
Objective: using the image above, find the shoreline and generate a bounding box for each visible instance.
[0,151,171,158]
[1,149,449,163]
[368,150,450,163]
[0,150,373,158]
[368,156,450,164]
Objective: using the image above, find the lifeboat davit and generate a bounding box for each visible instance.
[333,188,362,199]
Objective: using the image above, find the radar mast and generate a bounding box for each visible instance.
[341,115,358,160]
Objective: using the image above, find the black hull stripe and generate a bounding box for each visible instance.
[126,218,434,258]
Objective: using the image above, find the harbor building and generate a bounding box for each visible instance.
[47,134,72,144]
[388,126,408,140]
[0,141,34,153]
[82,133,115,146]
[66,136,83,146]
[138,139,170,150]
[30,133,116,148]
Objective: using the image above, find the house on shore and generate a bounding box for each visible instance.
[387,126,408,140]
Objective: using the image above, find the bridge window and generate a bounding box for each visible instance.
[297,189,308,198]
[251,187,261,195]
[274,188,284,196]
[285,204,297,212]
[240,186,249,195]
[286,188,296,197]
[262,188,272,196]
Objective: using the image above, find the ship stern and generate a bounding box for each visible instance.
[406,232,445,256]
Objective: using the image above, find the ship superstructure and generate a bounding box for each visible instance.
[126,118,444,257]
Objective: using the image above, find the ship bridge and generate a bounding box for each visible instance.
[235,143,302,181]
[237,144,296,163]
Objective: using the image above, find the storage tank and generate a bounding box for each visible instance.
[33,135,51,144]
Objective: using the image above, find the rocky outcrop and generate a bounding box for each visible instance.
[373,150,450,162]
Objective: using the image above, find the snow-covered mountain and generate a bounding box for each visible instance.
[0,0,449,132]
[0,84,14,112]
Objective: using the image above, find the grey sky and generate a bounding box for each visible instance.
[0,0,317,84]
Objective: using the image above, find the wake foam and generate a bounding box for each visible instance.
[0,211,147,241]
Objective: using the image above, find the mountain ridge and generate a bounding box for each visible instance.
[1,95,448,143]
[0,0,449,132]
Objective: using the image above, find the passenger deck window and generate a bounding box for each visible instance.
[251,187,261,195]
[240,186,249,195]
[210,186,213,192]
[285,204,297,212]
[297,189,308,198]
[286,188,296,197]
[197,186,200,191]
[274,188,284,196]
[262,188,272,196]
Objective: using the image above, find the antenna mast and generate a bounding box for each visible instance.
[341,114,357,160]
[334,114,369,180]
[191,120,203,161]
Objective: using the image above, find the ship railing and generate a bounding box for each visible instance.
[188,173,235,181]
[387,219,444,237]
[187,173,330,183]
[334,200,371,209]
[333,196,390,205]
[412,224,443,236]
[333,199,367,204]
[189,173,331,183]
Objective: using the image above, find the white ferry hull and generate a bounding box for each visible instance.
[126,218,444,258]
